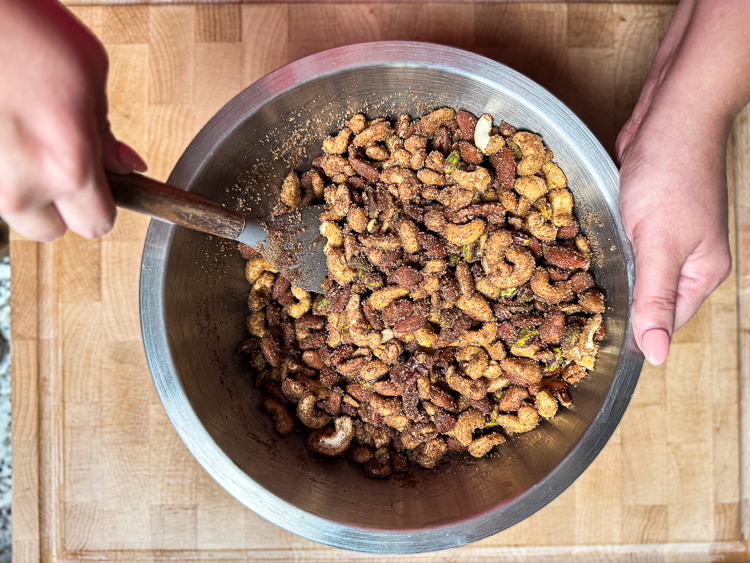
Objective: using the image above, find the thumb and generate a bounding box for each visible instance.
[631,234,683,366]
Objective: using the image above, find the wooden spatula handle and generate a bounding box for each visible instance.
[107,172,245,240]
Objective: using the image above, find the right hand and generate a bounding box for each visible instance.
[0,0,147,242]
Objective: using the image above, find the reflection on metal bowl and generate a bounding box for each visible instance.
[139,42,642,554]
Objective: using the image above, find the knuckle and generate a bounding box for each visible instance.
[0,187,28,214]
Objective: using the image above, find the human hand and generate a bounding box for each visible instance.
[0,0,147,242]
[616,105,731,366]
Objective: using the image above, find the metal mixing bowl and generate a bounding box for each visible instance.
[140,42,642,554]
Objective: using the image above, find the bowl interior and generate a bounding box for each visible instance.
[143,45,640,553]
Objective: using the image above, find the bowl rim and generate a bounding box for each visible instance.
[139,40,643,554]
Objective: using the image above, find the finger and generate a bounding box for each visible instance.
[672,250,732,331]
[630,233,684,366]
[2,202,66,242]
[51,118,117,240]
[99,124,147,174]
[53,162,117,240]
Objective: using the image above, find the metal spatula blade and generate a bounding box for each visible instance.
[108,172,328,293]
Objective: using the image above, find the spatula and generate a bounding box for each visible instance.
[107,172,327,293]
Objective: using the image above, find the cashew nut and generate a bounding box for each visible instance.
[488,246,536,289]
[286,286,311,319]
[282,378,305,403]
[450,408,486,446]
[353,121,392,146]
[530,267,574,304]
[547,188,574,227]
[373,340,402,364]
[296,394,331,429]
[454,322,497,347]
[246,311,267,338]
[326,247,356,285]
[323,127,352,154]
[497,405,539,434]
[280,171,301,209]
[418,107,456,135]
[369,286,410,310]
[456,292,494,322]
[446,367,487,400]
[245,257,277,284]
[263,398,294,435]
[543,161,567,190]
[307,416,354,456]
[247,271,275,312]
[414,325,439,347]
[512,132,545,176]
[514,175,547,201]
[451,167,491,193]
[413,437,447,469]
[445,219,486,245]
[456,346,489,379]
[370,394,402,416]
[525,210,558,242]
[320,221,343,254]
[468,433,506,458]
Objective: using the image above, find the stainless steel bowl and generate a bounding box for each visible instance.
[140,42,642,554]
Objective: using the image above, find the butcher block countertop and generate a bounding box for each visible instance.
[11,2,750,561]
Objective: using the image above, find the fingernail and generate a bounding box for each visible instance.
[641,328,671,366]
[117,142,148,173]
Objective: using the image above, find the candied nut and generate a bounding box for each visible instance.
[543,161,567,190]
[413,437,447,469]
[398,218,420,253]
[578,289,605,314]
[263,398,294,435]
[409,276,439,300]
[451,408,485,446]
[570,271,595,293]
[320,221,343,254]
[422,259,448,277]
[245,258,277,285]
[353,121,391,146]
[387,266,422,289]
[349,445,373,464]
[454,321,497,347]
[468,433,506,458]
[301,350,324,371]
[401,422,439,449]
[297,394,331,429]
[364,457,392,479]
[260,335,281,368]
[457,110,478,140]
[445,219,486,245]
[544,244,588,269]
[372,340,402,364]
[361,359,389,381]
[563,363,587,384]
[497,385,529,412]
[525,211,558,242]
[451,167,491,193]
[456,292,494,322]
[497,405,539,434]
[323,127,352,155]
[535,389,558,419]
[456,346,489,379]
[547,187,574,227]
[531,267,574,304]
[512,132,545,176]
[373,381,404,396]
[414,325,439,347]
[417,168,446,186]
[337,356,368,376]
[446,367,487,400]
[514,175,547,202]
[307,416,354,456]
[281,378,305,403]
[383,413,409,432]
[280,171,301,209]
[501,357,543,385]
[455,262,474,296]
[459,140,483,165]
[238,243,260,260]
[326,247,356,285]
[286,286,311,319]
[404,134,428,154]
[246,311,267,339]
[485,341,507,362]
[369,286,410,310]
[538,309,565,343]
[370,394,402,417]
[418,232,447,258]
[418,108,456,135]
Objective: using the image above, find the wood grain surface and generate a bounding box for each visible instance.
[11,3,749,562]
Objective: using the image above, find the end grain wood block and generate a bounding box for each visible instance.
[11,4,749,562]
